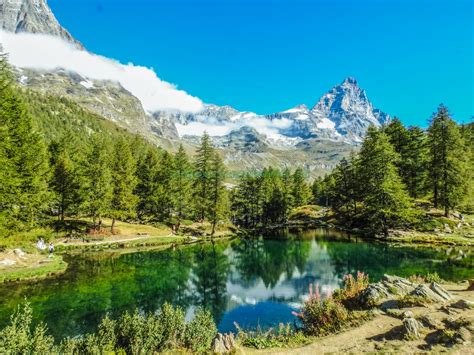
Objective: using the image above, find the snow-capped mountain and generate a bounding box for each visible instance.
[153,77,390,146]
[0,0,391,175]
[0,0,81,47]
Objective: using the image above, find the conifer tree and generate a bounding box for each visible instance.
[291,168,310,207]
[0,55,50,229]
[82,134,113,230]
[208,151,227,236]
[110,137,138,233]
[358,127,412,236]
[428,105,468,216]
[193,132,214,221]
[156,151,174,221]
[135,148,161,218]
[172,145,193,230]
[50,151,79,222]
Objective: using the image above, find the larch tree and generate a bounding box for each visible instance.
[208,150,227,236]
[193,132,214,221]
[110,137,138,233]
[428,105,468,216]
[357,126,412,236]
[172,144,193,230]
[82,134,113,230]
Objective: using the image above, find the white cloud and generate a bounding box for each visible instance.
[0,31,203,113]
[175,114,295,140]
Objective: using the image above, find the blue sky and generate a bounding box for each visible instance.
[49,0,472,126]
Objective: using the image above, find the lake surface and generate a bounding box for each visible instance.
[0,229,472,340]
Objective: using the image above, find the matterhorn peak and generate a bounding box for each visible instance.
[342,77,358,86]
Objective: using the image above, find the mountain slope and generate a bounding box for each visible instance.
[0,0,390,176]
[0,0,81,47]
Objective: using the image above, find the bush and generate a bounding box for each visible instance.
[333,271,369,309]
[0,302,54,354]
[185,308,217,352]
[1,302,218,354]
[293,283,349,336]
[407,272,443,284]
[236,323,308,349]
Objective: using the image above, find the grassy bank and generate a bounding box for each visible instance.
[0,253,67,284]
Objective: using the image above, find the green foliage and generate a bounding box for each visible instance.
[237,323,308,349]
[293,283,349,336]
[428,105,469,216]
[185,307,217,352]
[0,302,54,354]
[333,271,369,308]
[397,294,431,307]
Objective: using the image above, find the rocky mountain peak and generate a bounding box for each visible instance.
[0,0,81,47]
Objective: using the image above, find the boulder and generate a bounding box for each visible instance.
[410,284,445,303]
[429,282,452,301]
[457,327,471,344]
[403,316,423,340]
[212,333,235,353]
[0,258,16,266]
[419,314,443,330]
[450,300,474,310]
[13,248,26,258]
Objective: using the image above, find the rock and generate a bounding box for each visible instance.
[429,282,452,301]
[457,327,471,344]
[403,311,414,319]
[410,284,445,303]
[403,317,423,340]
[468,280,474,291]
[444,224,452,233]
[13,248,26,258]
[212,333,235,353]
[450,300,474,310]
[419,314,443,329]
[358,283,391,307]
[0,258,16,266]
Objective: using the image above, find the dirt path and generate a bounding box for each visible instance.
[244,284,474,354]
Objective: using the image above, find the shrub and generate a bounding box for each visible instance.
[236,323,308,349]
[0,302,54,354]
[185,308,217,352]
[293,283,349,336]
[407,272,443,284]
[397,294,431,308]
[333,271,369,309]
[156,302,186,350]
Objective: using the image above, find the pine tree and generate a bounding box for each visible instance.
[50,151,79,222]
[358,127,412,236]
[156,151,174,221]
[110,137,138,233]
[208,151,227,236]
[428,105,468,216]
[291,168,310,207]
[172,145,193,230]
[331,155,359,217]
[0,55,50,229]
[135,148,161,218]
[193,132,214,221]
[82,134,113,230]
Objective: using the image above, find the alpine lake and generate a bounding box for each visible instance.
[0,228,472,340]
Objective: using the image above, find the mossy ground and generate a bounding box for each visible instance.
[0,253,67,283]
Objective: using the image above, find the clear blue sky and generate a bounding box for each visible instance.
[49,0,472,126]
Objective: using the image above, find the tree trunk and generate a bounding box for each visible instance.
[111,218,116,234]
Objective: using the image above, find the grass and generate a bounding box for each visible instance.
[0,254,67,283]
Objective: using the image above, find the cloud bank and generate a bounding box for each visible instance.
[0,30,203,113]
[176,114,296,140]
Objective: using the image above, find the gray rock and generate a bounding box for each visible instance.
[0,0,81,47]
[403,317,423,340]
[457,327,471,344]
[429,282,452,301]
[410,284,445,303]
[212,333,235,353]
[419,314,443,329]
[13,248,26,258]
[450,300,474,310]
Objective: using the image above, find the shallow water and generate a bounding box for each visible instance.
[0,229,472,339]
